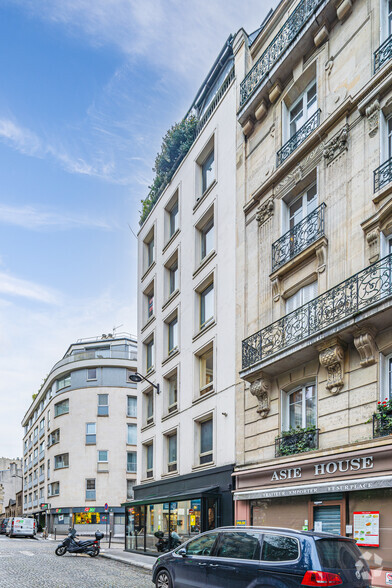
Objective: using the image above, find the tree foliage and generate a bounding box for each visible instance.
[140,115,198,225]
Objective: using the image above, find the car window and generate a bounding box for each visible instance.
[261,534,299,562]
[215,532,261,560]
[186,533,219,556]
[316,539,364,569]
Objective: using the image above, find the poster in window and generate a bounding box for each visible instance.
[353,511,379,547]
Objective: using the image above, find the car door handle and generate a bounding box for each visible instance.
[198,562,208,567]
[209,564,219,567]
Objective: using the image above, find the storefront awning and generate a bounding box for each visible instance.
[234,475,392,500]
[122,485,220,507]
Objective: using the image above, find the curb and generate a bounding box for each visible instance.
[100,552,153,571]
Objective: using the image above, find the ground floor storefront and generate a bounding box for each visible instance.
[234,444,392,587]
[124,464,234,554]
[43,506,124,536]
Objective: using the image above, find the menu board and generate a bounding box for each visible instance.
[353,511,379,547]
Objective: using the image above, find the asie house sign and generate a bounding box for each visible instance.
[270,456,374,481]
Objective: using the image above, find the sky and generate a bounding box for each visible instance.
[0,0,277,457]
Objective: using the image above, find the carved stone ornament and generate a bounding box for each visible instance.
[271,276,281,302]
[318,339,345,395]
[256,197,274,226]
[315,242,327,273]
[250,376,271,418]
[323,124,349,163]
[353,327,378,367]
[293,165,303,184]
[366,228,380,263]
[365,100,380,138]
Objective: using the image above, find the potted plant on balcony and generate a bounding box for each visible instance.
[373,398,392,437]
[276,425,318,457]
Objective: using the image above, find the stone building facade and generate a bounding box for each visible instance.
[233,0,392,584]
[0,458,22,517]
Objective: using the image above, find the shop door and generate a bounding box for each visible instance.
[313,504,343,535]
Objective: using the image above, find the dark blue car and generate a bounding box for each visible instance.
[152,526,371,588]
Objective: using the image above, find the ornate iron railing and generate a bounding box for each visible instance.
[373,413,392,438]
[272,203,326,272]
[240,0,324,107]
[242,253,392,370]
[275,427,319,457]
[277,110,320,166]
[374,157,392,192]
[374,34,392,73]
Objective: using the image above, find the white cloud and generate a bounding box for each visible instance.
[0,272,59,304]
[0,204,114,230]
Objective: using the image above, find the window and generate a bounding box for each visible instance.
[86,423,96,445]
[87,368,97,381]
[169,260,178,295]
[286,183,317,232]
[381,352,392,400]
[145,390,154,425]
[167,432,177,472]
[146,443,154,478]
[39,418,45,431]
[199,418,213,465]
[215,532,261,560]
[34,426,38,439]
[286,282,317,314]
[288,81,317,138]
[146,338,154,373]
[48,482,59,497]
[168,317,178,355]
[47,459,50,480]
[261,534,299,561]
[283,383,316,430]
[169,200,179,237]
[127,480,135,500]
[54,453,69,470]
[127,423,137,445]
[57,374,71,391]
[48,429,60,447]
[127,396,137,417]
[86,479,96,501]
[144,229,155,270]
[127,451,137,473]
[168,372,178,412]
[202,150,215,194]
[185,533,218,555]
[144,281,155,321]
[39,441,44,454]
[54,399,69,417]
[98,450,108,463]
[39,488,44,499]
[201,218,214,261]
[47,410,50,430]
[199,348,214,395]
[97,394,109,416]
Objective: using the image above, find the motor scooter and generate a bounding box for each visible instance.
[154,530,181,552]
[55,528,104,557]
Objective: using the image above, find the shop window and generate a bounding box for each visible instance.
[86,422,96,445]
[127,396,137,417]
[74,512,101,525]
[127,423,137,445]
[86,479,96,501]
[282,383,316,431]
[97,394,109,416]
[261,534,299,561]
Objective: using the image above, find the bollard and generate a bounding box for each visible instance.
[54,528,56,541]
[109,530,112,549]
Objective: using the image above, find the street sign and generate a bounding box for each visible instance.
[104,503,108,512]
[40,503,50,509]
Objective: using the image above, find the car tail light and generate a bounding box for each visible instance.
[301,571,343,586]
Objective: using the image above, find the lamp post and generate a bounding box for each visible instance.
[129,372,160,394]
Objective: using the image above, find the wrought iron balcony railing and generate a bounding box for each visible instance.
[374,34,392,73]
[277,110,320,166]
[240,0,324,107]
[275,427,319,457]
[242,253,392,370]
[374,156,392,192]
[373,413,392,438]
[272,203,326,272]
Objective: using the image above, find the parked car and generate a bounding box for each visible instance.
[152,526,371,588]
[6,517,36,538]
[0,519,9,534]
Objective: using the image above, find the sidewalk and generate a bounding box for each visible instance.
[100,543,156,571]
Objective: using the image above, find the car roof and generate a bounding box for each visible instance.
[213,526,354,541]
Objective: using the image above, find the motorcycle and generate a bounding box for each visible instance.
[55,528,104,557]
[154,530,181,553]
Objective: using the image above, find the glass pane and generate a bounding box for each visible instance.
[169,263,178,294]
[147,445,153,470]
[305,384,316,427]
[148,294,154,318]
[169,202,178,236]
[201,419,213,454]
[202,151,215,193]
[289,390,303,429]
[215,532,261,560]
[306,184,318,213]
[127,452,137,472]
[98,451,107,462]
[168,319,178,352]
[127,396,137,417]
[261,534,299,561]
[186,532,218,555]
[316,539,365,568]
[98,394,108,405]
[201,220,214,259]
[126,505,145,552]
[86,423,96,434]
[290,98,304,136]
[168,435,177,463]
[168,376,177,407]
[201,284,214,327]
[147,393,153,419]
[307,83,317,115]
[171,499,201,543]
[314,505,341,535]
[289,196,303,228]
[127,424,137,445]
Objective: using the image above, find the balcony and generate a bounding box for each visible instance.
[272,203,326,272]
[242,253,392,370]
[275,427,319,457]
[277,110,320,167]
[373,412,392,438]
[52,348,137,372]
[240,0,324,107]
[374,157,392,192]
[374,34,392,73]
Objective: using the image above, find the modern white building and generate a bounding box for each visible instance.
[21,333,138,535]
[126,38,237,553]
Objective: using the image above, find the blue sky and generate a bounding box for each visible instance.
[0,0,277,456]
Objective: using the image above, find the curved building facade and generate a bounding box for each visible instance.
[21,334,138,534]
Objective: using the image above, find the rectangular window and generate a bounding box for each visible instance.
[201,218,214,260]
[169,260,178,295]
[127,423,137,445]
[86,479,96,501]
[147,292,154,319]
[47,410,50,430]
[57,374,71,390]
[127,480,135,500]
[54,453,69,470]
[98,450,108,463]
[87,368,97,381]
[48,482,59,496]
[287,183,317,231]
[39,418,45,430]
[168,373,178,412]
[146,444,153,478]
[48,429,60,447]
[47,459,50,480]
[199,348,214,395]
[54,399,69,417]
[202,150,215,194]
[200,419,213,465]
[284,383,316,431]
[86,423,96,445]
[34,427,38,439]
[200,283,214,329]
[169,201,179,237]
[168,317,178,355]
[97,394,109,416]
[289,81,317,138]
[168,433,177,472]
[146,339,154,373]
[127,396,137,417]
[127,451,137,473]
[146,391,154,424]
[286,281,317,314]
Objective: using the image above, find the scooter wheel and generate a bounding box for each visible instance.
[88,546,99,557]
[55,546,67,556]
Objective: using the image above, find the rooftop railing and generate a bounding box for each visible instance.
[242,253,392,370]
[277,110,320,167]
[374,34,392,73]
[52,349,137,372]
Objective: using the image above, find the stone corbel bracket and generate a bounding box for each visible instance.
[323,124,349,164]
[250,375,271,418]
[353,327,378,367]
[365,99,380,138]
[256,196,274,226]
[317,337,345,395]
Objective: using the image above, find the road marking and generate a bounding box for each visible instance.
[20,550,34,556]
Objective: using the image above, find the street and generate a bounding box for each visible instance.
[0,536,153,588]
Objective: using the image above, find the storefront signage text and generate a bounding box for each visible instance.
[271,456,374,482]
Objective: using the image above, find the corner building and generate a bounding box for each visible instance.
[127,39,236,553]
[233,0,392,584]
[21,334,138,535]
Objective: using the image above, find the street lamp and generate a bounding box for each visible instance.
[129,372,160,394]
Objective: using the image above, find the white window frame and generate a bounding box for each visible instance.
[380,352,392,400]
[286,79,317,142]
[284,182,318,233]
[281,382,317,432]
[127,395,137,418]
